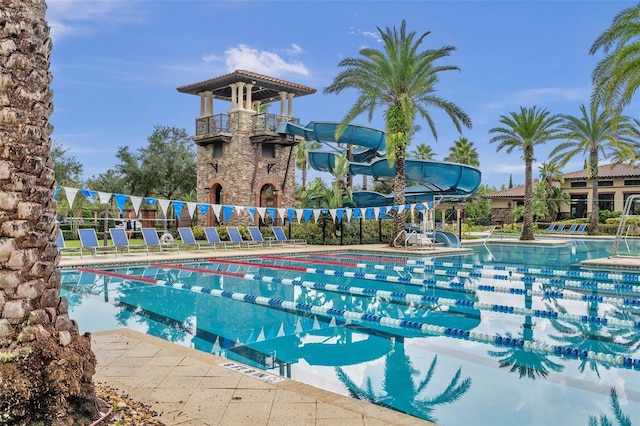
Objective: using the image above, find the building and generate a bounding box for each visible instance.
[177,70,316,226]
[484,163,640,222]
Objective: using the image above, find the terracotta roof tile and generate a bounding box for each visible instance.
[563,162,640,179]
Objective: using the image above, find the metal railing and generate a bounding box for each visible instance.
[612,194,640,256]
[195,113,230,136]
[252,113,299,133]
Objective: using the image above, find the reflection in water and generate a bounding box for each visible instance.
[588,388,633,426]
[336,337,471,423]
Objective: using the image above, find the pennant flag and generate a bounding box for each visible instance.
[303,209,312,223]
[80,189,96,200]
[329,209,337,222]
[295,209,304,223]
[336,209,344,222]
[97,191,112,204]
[266,208,276,221]
[416,203,424,211]
[373,207,380,219]
[64,187,79,208]
[114,193,128,212]
[187,202,198,218]
[130,196,143,215]
[245,207,256,221]
[257,207,266,220]
[53,186,61,199]
[143,197,157,206]
[345,208,353,222]
[223,205,233,223]
[396,204,404,214]
[277,208,286,221]
[379,206,387,217]
[199,203,210,215]
[172,201,185,219]
[157,199,171,216]
[365,208,374,220]
[353,208,361,221]
[312,209,322,223]
[287,208,296,223]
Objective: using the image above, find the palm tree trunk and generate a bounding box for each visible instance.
[391,145,407,246]
[521,155,535,240]
[589,151,599,235]
[0,1,96,423]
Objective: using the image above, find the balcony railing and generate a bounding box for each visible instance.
[252,113,299,133]
[196,113,229,137]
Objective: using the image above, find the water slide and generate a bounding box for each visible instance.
[277,121,482,247]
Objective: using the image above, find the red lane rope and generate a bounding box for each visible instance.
[313,252,409,264]
[261,255,359,268]
[77,267,158,284]
[207,258,309,272]
[148,262,245,278]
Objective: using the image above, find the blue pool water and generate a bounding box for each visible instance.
[61,239,640,425]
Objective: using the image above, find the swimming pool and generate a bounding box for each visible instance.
[61,239,640,425]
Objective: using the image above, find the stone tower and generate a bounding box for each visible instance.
[177,70,316,226]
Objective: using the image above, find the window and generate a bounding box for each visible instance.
[598,193,614,212]
[212,141,223,158]
[625,179,640,186]
[261,144,275,158]
[570,181,587,188]
[598,180,613,187]
[570,194,587,218]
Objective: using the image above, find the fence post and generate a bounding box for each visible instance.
[340,219,343,245]
[322,218,326,245]
[359,218,363,244]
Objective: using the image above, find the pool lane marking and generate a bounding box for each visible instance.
[74,265,640,370]
[312,252,640,285]
[258,255,640,303]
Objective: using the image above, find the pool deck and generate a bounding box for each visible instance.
[63,238,640,425]
[65,244,437,426]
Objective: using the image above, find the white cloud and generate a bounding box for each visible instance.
[221,44,309,77]
[487,86,589,110]
[286,43,303,55]
[46,0,140,40]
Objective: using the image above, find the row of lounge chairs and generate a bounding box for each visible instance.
[57,226,306,258]
[545,223,587,234]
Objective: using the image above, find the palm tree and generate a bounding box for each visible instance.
[410,143,437,160]
[295,139,322,190]
[0,1,96,423]
[489,106,562,240]
[590,3,640,114]
[588,388,633,426]
[444,137,480,167]
[539,161,566,221]
[550,104,638,234]
[324,20,472,246]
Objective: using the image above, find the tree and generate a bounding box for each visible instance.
[0,1,96,423]
[590,3,640,114]
[489,106,562,240]
[115,125,196,200]
[295,139,322,190]
[51,143,83,186]
[538,161,566,221]
[409,143,437,160]
[324,20,471,246]
[508,174,513,188]
[550,104,638,234]
[443,137,480,167]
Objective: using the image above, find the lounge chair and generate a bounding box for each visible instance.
[203,227,229,250]
[545,223,556,233]
[109,228,149,256]
[227,227,262,248]
[141,228,180,253]
[248,227,273,247]
[553,223,565,233]
[271,226,306,246]
[178,227,218,251]
[56,230,82,256]
[575,223,587,234]
[78,228,118,258]
[565,224,578,233]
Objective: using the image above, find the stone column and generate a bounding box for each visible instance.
[237,82,246,110]
[245,84,253,110]
[205,91,214,116]
[252,100,262,112]
[199,92,206,117]
[230,83,237,110]
[279,91,287,117]
[287,93,294,118]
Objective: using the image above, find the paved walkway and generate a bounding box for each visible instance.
[92,329,429,425]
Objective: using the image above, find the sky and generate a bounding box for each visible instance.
[45,0,639,191]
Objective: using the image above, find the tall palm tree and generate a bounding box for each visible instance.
[295,139,322,190]
[590,3,640,114]
[444,137,480,167]
[539,161,566,221]
[0,1,96,423]
[489,106,562,241]
[550,104,638,234]
[410,143,437,160]
[324,20,472,246]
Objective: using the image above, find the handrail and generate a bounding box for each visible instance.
[483,225,498,247]
[612,194,640,256]
[393,229,408,248]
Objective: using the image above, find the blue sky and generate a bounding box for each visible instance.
[46,0,638,191]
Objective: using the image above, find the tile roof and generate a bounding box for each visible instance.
[484,182,534,198]
[563,162,640,179]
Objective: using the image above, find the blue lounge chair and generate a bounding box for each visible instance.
[203,227,229,250]
[78,228,118,258]
[227,227,262,248]
[553,223,565,233]
[271,226,306,246]
[545,223,556,233]
[178,227,217,251]
[565,224,578,233]
[248,227,273,247]
[575,223,587,234]
[109,228,148,256]
[141,228,180,253]
[56,230,82,256]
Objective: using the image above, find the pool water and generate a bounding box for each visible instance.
[61,239,640,425]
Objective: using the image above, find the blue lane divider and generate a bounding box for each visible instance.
[80,266,640,371]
